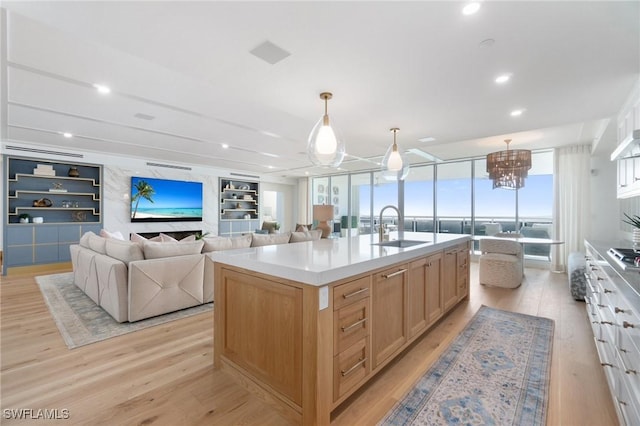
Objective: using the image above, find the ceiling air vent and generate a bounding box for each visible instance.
[5,145,84,158]
[146,162,192,171]
[230,172,260,179]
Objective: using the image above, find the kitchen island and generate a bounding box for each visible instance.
[211,232,471,425]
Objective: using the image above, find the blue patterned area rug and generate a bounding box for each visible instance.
[379,305,554,426]
[36,272,213,349]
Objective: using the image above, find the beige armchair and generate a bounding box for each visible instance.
[479,238,523,288]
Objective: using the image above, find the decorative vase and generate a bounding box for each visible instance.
[19,217,29,223]
[68,167,80,177]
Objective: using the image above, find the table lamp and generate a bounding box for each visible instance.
[313,204,334,238]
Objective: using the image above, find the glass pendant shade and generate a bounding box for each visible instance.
[307,92,345,167]
[381,128,410,181]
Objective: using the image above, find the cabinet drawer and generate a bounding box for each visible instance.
[333,276,371,310]
[615,372,640,426]
[333,337,369,401]
[334,298,369,356]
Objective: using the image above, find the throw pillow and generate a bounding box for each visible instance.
[251,232,291,247]
[289,229,322,243]
[105,239,144,263]
[142,240,204,259]
[100,229,125,240]
[261,221,278,234]
[295,223,313,232]
[130,233,162,243]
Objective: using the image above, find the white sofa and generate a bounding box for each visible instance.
[70,229,320,322]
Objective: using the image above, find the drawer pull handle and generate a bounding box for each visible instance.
[600,321,613,325]
[597,304,606,308]
[382,269,407,279]
[625,369,637,375]
[623,321,635,329]
[601,362,613,367]
[341,357,367,377]
[619,347,627,353]
[341,318,367,332]
[596,338,606,343]
[614,307,626,314]
[618,399,628,406]
[602,287,611,292]
[342,288,368,299]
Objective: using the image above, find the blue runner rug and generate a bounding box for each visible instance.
[380,305,554,426]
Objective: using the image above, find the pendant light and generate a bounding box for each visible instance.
[307,92,345,167]
[381,127,410,181]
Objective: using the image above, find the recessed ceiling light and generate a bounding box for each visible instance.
[510,109,525,117]
[62,132,73,138]
[462,2,481,15]
[92,83,111,94]
[305,171,310,175]
[266,165,275,169]
[495,74,511,84]
[418,136,436,143]
[260,130,281,138]
[479,38,495,48]
[221,143,229,149]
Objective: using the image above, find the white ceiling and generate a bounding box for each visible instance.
[1,1,638,178]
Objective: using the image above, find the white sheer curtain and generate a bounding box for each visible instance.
[552,144,591,272]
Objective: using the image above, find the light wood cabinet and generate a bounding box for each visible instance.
[332,276,371,402]
[408,252,443,338]
[426,251,444,325]
[372,264,408,368]
[442,242,470,311]
[442,247,458,310]
[457,243,470,301]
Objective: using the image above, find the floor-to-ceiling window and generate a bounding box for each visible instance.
[436,161,472,234]
[404,165,435,232]
[311,150,554,260]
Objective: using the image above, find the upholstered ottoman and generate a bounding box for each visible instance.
[568,252,587,301]
[479,253,522,288]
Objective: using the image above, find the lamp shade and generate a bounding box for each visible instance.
[486,139,531,190]
[381,128,410,181]
[313,204,334,238]
[313,204,334,221]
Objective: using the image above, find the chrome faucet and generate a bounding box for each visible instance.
[379,205,404,242]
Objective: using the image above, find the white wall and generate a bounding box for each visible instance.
[589,152,620,242]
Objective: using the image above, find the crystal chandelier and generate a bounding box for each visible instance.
[486,139,532,190]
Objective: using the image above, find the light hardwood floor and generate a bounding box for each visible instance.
[1,263,618,425]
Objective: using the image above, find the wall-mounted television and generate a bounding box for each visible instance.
[130,176,203,222]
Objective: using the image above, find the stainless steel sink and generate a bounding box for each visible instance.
[372,240,429,248]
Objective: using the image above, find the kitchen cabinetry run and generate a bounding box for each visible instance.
[218,177,260,236]
[584,241,640,425]
[3,156,103,273]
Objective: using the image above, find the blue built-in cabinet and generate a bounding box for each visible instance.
[3,155,103,273]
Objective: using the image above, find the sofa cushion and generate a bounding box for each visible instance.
[202,234,252,252]
[82,232,107,254]
[142,240,204,259]
[289,229,322,243]
[296,224,313,232]
[105,239,144,263]
[251,232,291,247]
[100,229,125,240]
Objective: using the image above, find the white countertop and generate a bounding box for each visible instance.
[209,232,471,286]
